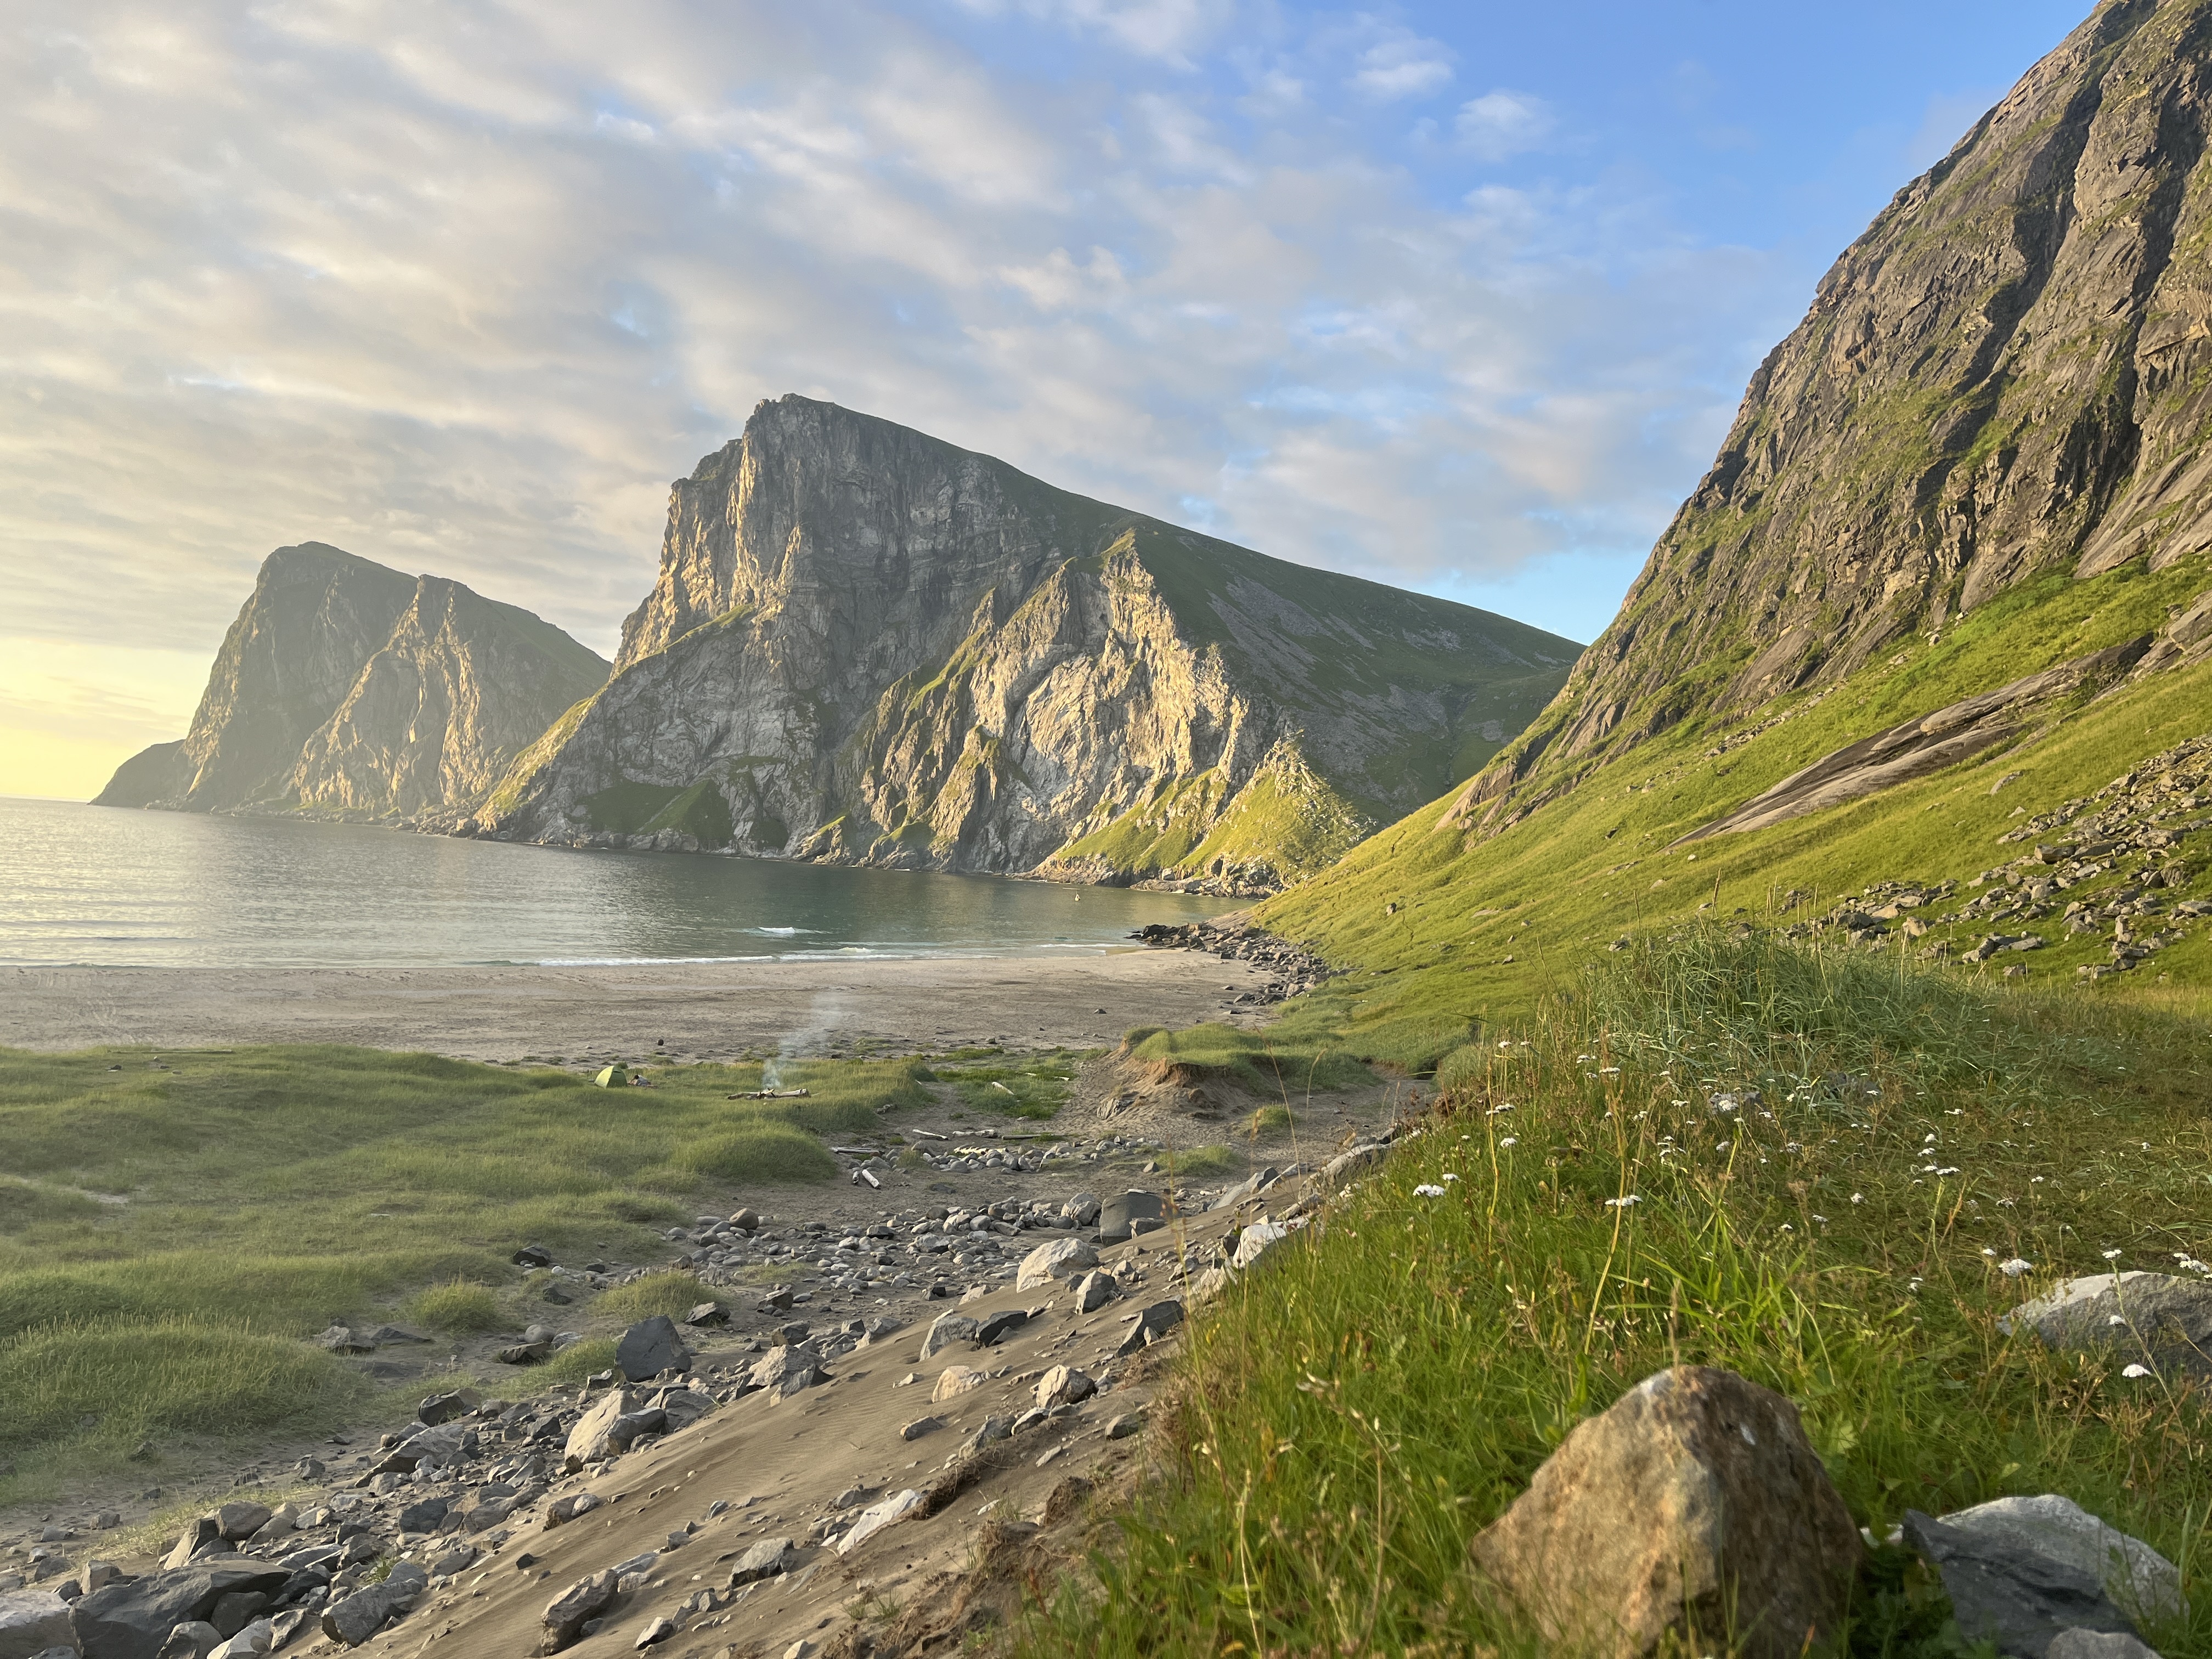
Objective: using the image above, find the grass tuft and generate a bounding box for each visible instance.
[404,1278,505,1335]
[595,1272,713,1324]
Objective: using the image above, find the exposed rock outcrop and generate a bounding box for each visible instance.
[479,396,1578,887]
[95,544,608,819]
[1457,0,2212,835]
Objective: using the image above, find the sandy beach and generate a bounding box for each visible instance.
[1,949,1268,1059]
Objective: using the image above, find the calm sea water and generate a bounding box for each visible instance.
[0,798,1227,968]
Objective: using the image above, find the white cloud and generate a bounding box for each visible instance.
[0,0,1777,791]
[1456,89,1554,161]
[1347,29,1454,103]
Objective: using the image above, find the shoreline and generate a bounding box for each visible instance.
[0,951,1274,1060]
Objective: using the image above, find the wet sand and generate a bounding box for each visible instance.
[1,950,1268,1060]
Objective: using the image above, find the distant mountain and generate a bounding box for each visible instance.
[1458,0,2212,836]
[95,544,610,819]
[473,395,1579,891]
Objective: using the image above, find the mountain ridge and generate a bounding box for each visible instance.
[95,543,610,819]
[474,395,1578,891]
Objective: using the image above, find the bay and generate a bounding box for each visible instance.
[0,797,1227,968]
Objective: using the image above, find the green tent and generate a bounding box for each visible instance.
[592,1064,629,1088]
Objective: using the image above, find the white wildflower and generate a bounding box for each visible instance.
[1603,1194,1641,1209]
[1413,1183,1446,1199]
[1498,1136,1518,1148]
[2102,1249,2123,1260]
[1443,1173,1460,1183]
[1999,1259,2033,1277]
[2121,1363,2153,1379]
[1850,1193,1865,1204]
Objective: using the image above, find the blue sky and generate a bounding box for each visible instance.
[0,0,2090,794]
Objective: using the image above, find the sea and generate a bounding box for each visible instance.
[0,797,1228,968]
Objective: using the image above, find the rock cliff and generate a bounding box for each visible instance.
[97,544,609,818]
[1458,0,2212,833]
[479,396,1578,888]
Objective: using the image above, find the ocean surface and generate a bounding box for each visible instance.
[0,798,1228,968]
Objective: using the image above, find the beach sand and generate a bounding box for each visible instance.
[1,949,1269,1059]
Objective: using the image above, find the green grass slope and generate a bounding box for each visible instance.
[0,1046,924,1497]
[1031,933,2212,1658]
[1251,554,2212,1053]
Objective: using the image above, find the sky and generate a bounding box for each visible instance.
[1,0,2091,800]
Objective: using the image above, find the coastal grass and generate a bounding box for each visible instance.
[595,1271,719,1323]
[928,1049,1087,1120]
[0,1045,928,1496]
[1254,564,2212,1047]
[1030,932,2212,1658]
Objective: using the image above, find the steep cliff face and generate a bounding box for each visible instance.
[482,396,1578,888]
[97,544,608,818]
[1460,0,2212,832]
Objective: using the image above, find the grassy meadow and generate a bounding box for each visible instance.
[1031,932,2212,1658]
[0,1047,929,1498]
[1254,557,2212,1059]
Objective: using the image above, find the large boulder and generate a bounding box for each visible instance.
[919,1313,977,1359]
[1902,1509,2141,1658]
[561,1388,664,1471]
[1933,1494,2182,1624]
[1469,1367,1861,1659]
[1015,1237,1098,1291]
[319,1561,426,1648]
[71,1562,291,1659]
[538,1570,616,1655]
[2002,1272,2212,1378]
[1096,1190,1163,1243]
[614,1316,691,1382]
[0,1589,74,1659]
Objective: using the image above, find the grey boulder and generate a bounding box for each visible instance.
[2003,1271,2212,1378]
[1014,1237,1097,1291]
[72,1562,290,1659]
[1073,1271,1118,1313]
[1470,1367,1861,1659]
[154,1624,219,1659]
[725,1538,793,1587]
[0,1589,74,1659]
[1934,1493,2181,1623]
[538,1570,616,1654]
[1903,1509,2141,1658]
[919,1314,977,1360]
[1095,1190,1163,1243]
[614,1316,691,1382]
[562,1388,665,1471]
[319,1561,426,1648]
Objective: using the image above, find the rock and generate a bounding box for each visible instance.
[2045,1633,2161,1659]
[1469,1367,1861,1659]
[415,1387,479,1426]
[932,1366,989,1403]
[212,1505,269,1544]
[1114,1300,1185,1357]
[747,1345,824,1395]
[205,1592,266,1638]
[837,1491,926,1555]
[74,1563,291,1659]
[959,1417,1011,1455]
[511,1244,554,1268]
[428,1543,476,1578]
[207,1618,273,1658]
[725,1539,793,1587]
[1320,1143,1388,1187]
[319,1561,425,1649]
[919,1313,978,1359]
[1934,1494,2181,1623]
[542,1493,601,1528]
[312,1326,372,1355]
[1073,1271,1118,1313]
[0,1590,73,1659]
[155,1625,220,1659]
[729,1208,760,1231]
[1033,1366,1094,1409]
[681,1302,726,1327]
[1231,1221,1289,1269]
[1209,1170,1277,1210]
[395,1497,448,1535]
[2002,1272,2212,1378]
[1105,1413,1144,1440]
[614,1316,691,1382]
[1096,1191,1163,1244]
[363,1324,428,1346]
[562,1389,666,1470]
[974,1309,1029,1346]
[899,1417,942,1441]
[537,1570,616,1655]
[371,1421,465,1474]
[757,1286,795,1312]
[1060,1194,1100,1227]
[1015,1238,1098,1291]
[634,1617,676,1649]
[497,1339,554,1365]
[77,1562,121,1597]
[1903,1509,2141,1658]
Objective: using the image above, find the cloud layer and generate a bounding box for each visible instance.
[2,0,1799,793]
